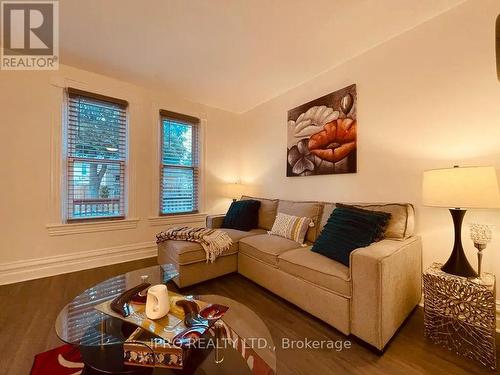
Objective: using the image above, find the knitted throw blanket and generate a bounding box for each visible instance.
[156,227,233,263]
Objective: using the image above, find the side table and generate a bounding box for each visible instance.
[423,263,497,370]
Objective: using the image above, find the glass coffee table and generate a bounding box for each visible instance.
[55,264,276,374]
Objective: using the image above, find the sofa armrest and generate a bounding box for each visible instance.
[206,214,225,229]
[350,236,422,350]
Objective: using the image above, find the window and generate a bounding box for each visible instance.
[65,88,128,221]
[160,110,200,215]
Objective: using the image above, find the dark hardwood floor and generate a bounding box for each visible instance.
[0,258,498,375]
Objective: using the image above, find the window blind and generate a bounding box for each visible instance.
[66,88,128,221]
[160,110,200,215]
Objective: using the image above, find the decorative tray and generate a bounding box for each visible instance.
[94,291,228,346]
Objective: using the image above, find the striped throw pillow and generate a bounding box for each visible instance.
[268,212,313,244]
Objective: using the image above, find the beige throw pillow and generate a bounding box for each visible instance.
[268,212,313,244]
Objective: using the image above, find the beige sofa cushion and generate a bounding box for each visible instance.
[160,228,265,265]
[277,200,323,243]
[278,247,351,297]
[222,228,267,241]
[318,202,415,240]
[241,195,279,230]
[239,234,301,267]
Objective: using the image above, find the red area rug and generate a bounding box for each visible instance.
[30,344,84,375]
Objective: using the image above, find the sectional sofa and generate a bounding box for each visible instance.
[157,196,422,350]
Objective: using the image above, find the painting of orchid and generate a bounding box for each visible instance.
[287,84,357,177]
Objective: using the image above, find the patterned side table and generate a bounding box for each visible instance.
[423,263,497,370]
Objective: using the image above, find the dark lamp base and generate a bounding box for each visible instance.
[441,209,477,278]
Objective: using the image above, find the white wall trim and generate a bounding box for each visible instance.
[148,213,207,227]
[48,81,64,223]
[46,218,140,236]
[0,241,157,286]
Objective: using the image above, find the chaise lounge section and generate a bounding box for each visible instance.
[157,196,422,350]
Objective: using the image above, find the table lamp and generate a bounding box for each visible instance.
[226,182,244,202]
[422,166,500,277]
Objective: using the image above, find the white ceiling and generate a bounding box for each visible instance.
[60,0,464,113]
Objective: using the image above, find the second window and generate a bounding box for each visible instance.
[160,110,200,215]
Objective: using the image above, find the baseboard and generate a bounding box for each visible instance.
[0,241,157,285]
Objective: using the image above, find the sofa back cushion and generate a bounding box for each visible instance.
[241,195,279,230]
[277,200,323,242]
[318,202,415,240]
[319,203,336,234]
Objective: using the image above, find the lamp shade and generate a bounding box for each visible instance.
[423,166,500,209]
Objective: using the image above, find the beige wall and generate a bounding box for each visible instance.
[239,0,500,298]
[0,64,239,274]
